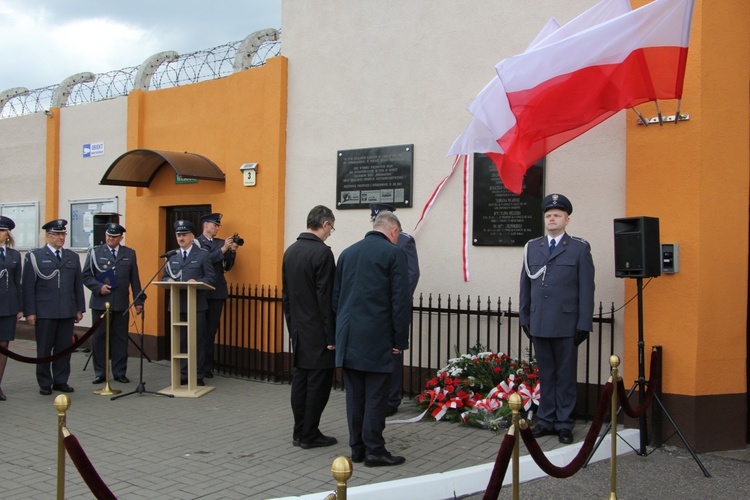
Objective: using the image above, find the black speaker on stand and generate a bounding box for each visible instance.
[92,212,121,246]
[587,217,708,476]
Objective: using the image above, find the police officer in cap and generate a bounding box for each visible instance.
[196,213,239,378]
[519,194,595,444]
[82,222,145,384]
[0,216,23,400]
[162,220,215,385]
[368,203,420,416]
[23,219,85,395]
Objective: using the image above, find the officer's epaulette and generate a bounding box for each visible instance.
[571,236,590,246]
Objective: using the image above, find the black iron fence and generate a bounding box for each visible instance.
[213,284,616,420]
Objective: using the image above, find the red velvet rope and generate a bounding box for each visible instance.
[0,315,104,364]
[615,348,660,418]
[519,381,614,478]
[63,434,117,500]
[482,432,516,500]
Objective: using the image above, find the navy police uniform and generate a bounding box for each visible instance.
[82,223,145,383]
[369,204,420,415]
[519,195,595,438]
[162,220,216,382]
[0,216,23,400]
[22,219,85,394]
[196,213,236,376]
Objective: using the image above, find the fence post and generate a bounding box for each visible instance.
[54,394,71,500]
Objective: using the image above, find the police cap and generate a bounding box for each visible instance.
[174,220,195,234]
[200,213,222,225]
[105,223,126,236]
[542,194,572,215]
[0,215,15,231]
[42,219,68,233]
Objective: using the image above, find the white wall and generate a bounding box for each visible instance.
[282,0,626,316]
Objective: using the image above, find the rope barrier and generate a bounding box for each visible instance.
[481,430,516,499]
[615,347,660,418]
[62,433,117,500]
[0,315,104,364]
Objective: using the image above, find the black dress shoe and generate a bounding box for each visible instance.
[531,425,556,438]
[52,383,74,393]
[292,438,300,447]
[299,435,337,449]
[197,379,205,386]
[558,428,574,444]
[92,377,105,384]
[204,372,214,379]
[0,391,7,401]
[39,387,52,396]
[364,452,405,467]
[351,451,364,463]
[114,376,130,383]
[385,406,399,417]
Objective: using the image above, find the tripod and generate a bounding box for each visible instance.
[585,277,709,476]
[112,257,174,400]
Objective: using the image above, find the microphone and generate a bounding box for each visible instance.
[159,249,179,258]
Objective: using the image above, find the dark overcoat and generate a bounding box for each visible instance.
[333,231,410,373]
[282,232,336,370]
[519,233,595,337]
[23,247,85,318]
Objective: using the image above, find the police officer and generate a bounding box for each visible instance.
[23,219,85,395]
[196,213,238,378]
[519,194,595,444]
[162,220,216,385]
[0,216,23,401]
[368,204,420,416]
[82,223,145,384]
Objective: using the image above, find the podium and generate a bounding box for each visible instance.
[154,281,216,398]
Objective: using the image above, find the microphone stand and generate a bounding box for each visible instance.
[112,256,174,400]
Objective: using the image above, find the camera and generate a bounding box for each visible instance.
[232,233,244,246]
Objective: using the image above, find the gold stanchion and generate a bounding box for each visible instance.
[94,303,120,396]
[326,456,353,500]
[54,394,71,500]
[509,392,523,500]
[610,355,620,500]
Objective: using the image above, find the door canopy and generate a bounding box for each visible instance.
[100,149,225,187]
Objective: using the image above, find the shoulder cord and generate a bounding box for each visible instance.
[0,268,7,291]
[87,246,111,275]
[165,260,182,280]
[523,241,546,281]
[28,251,61,288]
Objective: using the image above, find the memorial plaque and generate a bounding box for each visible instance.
[336,144,413,209]
[472,154,545,246]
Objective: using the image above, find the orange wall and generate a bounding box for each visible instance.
[44,108,61,221]
[625,0,750,396]
[124,57,288,339]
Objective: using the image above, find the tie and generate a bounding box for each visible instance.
[111,247,117,260]
[182,250,188,261]
[549,239,556,255]
[0,247,4,261]
[55,250,62,261]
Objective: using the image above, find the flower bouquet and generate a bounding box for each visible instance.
[417,344,540,432]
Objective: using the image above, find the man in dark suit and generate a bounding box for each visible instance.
[368,203,420,416]
[82,223,145,384]
[333,210,410,467]
[519,194,595,444]
[23,219,85,395]
[282,205,337,449]
[196,213,238,378]
[162,220,216,386]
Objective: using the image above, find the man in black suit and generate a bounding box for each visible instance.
[162,220,216,386]
[282,205,337,449]
[196,213,238,378]
[333,210,410,467]
[368,203,420,416]
[82,223,145,384]
[519,194,595,444]
[23,219,85,395]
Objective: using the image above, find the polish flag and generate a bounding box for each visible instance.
[492,0,695,193]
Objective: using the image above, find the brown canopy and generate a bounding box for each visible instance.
[99,149,225,187]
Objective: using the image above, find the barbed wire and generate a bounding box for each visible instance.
[0,34,280,119]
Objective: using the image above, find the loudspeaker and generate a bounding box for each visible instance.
[614,217,661,278]
[92,212,120,246]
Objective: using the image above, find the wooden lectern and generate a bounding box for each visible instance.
[154,281,216,397]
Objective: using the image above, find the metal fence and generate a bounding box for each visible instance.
[213,284,616,420]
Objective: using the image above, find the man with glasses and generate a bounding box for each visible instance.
[23,219,85,395]
[196,213,239,378]
[82,223,145,385]
[283,205,338,449]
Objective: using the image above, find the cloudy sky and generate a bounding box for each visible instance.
[0,0,281,91]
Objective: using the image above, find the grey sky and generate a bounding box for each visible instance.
[0,0,281,91]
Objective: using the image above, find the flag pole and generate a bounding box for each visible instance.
[655,100,663,125]
[674,99,683,125]
[632,108,649,127]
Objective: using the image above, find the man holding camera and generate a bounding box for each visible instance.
[197,213,239,378]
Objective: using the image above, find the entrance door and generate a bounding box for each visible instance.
[162,205,211,357]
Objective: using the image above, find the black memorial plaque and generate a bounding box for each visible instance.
[336,144,413,209]
[472,154,545,246]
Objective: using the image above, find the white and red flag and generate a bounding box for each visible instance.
[491,0,695,193]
